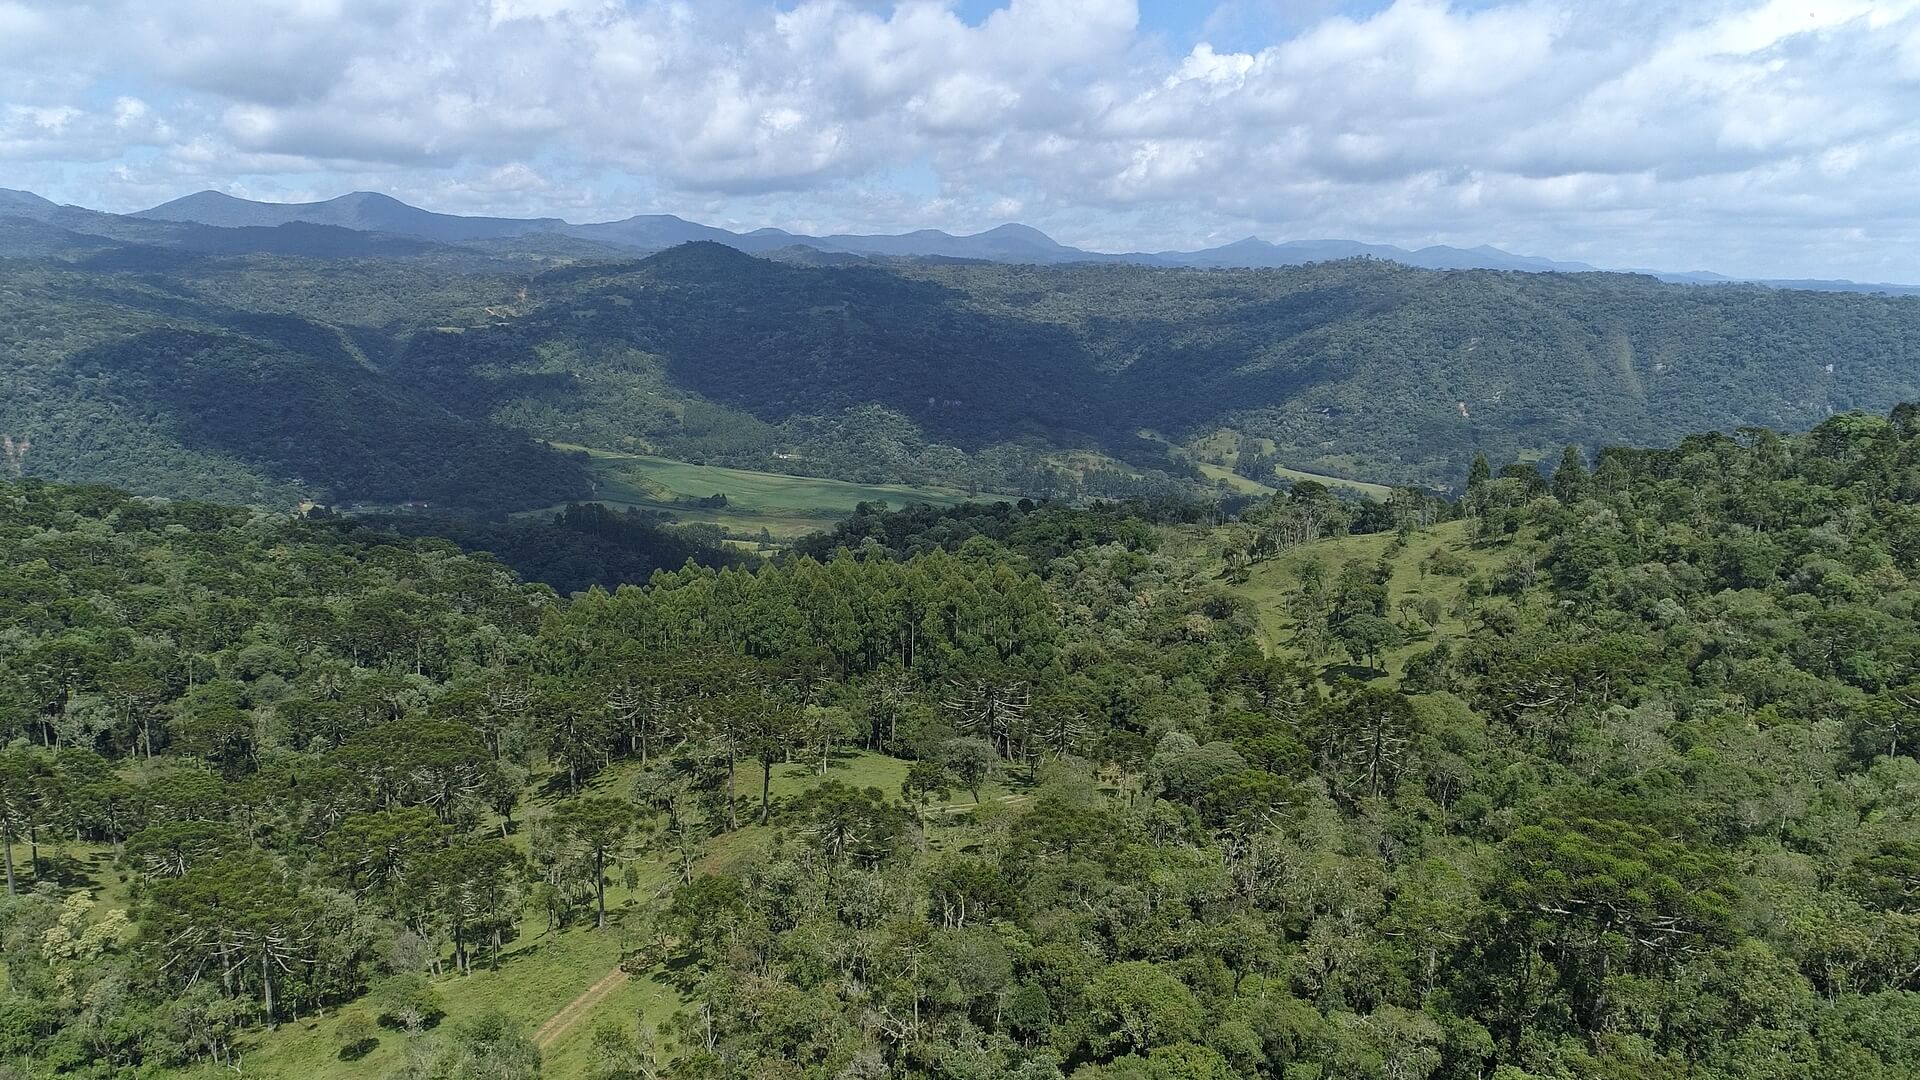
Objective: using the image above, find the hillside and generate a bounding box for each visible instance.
[2,406,1916,1079]
[0,253,591,509]
[458,246,1920,489]
[4,231,1920,511]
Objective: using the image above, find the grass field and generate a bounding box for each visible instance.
[1229,519,1515,680]
[1269,463,1393,499]
[542,446,995,539]
[1155,429,1396,499]
[1191,459,1276,495]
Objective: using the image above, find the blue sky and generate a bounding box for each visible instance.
[4,1,1920,280]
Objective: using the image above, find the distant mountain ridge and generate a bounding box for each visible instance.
[122,189,1613,273]
[136,189,566,241]
[4,186,1919,294]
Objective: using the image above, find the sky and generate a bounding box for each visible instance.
[3,0,1920,280]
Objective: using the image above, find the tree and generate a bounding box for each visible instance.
[141,848,328,1026]
[411,839,521,972]
[743,694,803,824]
[551,798,637,930]
[1146,733,1246,810]
[323,808,448,899]
[940,737,997,803]
[333,718,496,823]
[1144,1043,1236,1080]
[1332,612,1403,670]
[170,680,256,779]
[788,781,908,865]
[428,1009,541,1080]
[1313,685,1419,804]
[1487,817,1736,1044]
[587,1019,663,1080]
[535,683,617,795]
[901,758,951,838]
[0,748,31,894]
[1468,453,1493,489]
[1551,444,1588,502]
[372,973,447,1031]
[1082,961,1205,1057]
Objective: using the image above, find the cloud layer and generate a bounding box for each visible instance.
[4,0,1920,279]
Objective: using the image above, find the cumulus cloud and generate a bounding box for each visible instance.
[4,0,1920,278]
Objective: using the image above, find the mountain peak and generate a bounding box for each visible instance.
[638,239,764,274]
[0,187,57,208]
[334,191,410,206]
[976,222,1052,240]
[134,188,562,241]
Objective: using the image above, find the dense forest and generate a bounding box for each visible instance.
[2,405,1917,1078]
[6,220,1920,512]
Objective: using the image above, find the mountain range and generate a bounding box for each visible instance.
[6,186,1917,293]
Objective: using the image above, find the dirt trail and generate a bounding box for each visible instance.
[535,967,630,1049]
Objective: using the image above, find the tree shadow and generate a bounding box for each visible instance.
[1318,663,1384,685]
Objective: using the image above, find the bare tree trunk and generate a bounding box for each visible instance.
[261,948,275,1027]
[3,833,14,895]
[725,740,739,831]
[595,848,608,929]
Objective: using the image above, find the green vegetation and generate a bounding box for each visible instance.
[366,502,753,596]
[552,446,994,538]
[4,404,1920,1080]
[10,237,1920,520]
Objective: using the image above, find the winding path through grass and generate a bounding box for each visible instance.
[535,967,631,1049]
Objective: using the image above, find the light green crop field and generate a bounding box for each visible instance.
[541,446,997,538]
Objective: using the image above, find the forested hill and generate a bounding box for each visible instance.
[2,406,1918,1079]
[468,245,1920,488]
[5,234,1920,510]
[0,250,592,509]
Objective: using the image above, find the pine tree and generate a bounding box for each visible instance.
[1467,452,1492,489]
[1551,444,1588,502]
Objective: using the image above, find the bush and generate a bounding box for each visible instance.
[336,1010,378,1060]
[371,973,446,1031]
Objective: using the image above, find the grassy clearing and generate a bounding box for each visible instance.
[1269,463,1393,499]
[1155,429,1395,499]
[541,446,993,539]
[1191,459,1276,495]
[1230,520,1514,680]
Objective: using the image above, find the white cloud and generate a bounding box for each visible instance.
[2,0,1920,278]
